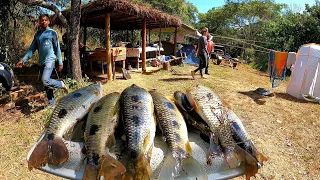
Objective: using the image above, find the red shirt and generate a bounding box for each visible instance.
[207,41,214,53]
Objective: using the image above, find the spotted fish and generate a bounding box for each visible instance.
[28,82,102,170]
[186,85,243,168]
[83,92,126,180]
[120,84,156,180]
[150,90,207,180]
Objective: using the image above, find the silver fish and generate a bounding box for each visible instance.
[28,82,102,170]
[83,92,126,180]
[150,90,207,180]
[120,84,156,180]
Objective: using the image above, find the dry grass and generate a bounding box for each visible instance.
[0,62,319,179]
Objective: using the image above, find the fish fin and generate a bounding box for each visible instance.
[207,133,224,166]
[158,153,176,180]
[185,141,192,155]
[166,95,175,102]
[147,144,153,163]
[28,139,50,170]
[105,133,116,148]
[124,154,152,180]
[98,154,126,180]
[143,130,150,150]
[51,138,69,166]
[82,163,98,180]
[178,156,208,180]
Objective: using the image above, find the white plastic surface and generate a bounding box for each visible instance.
[27,128,245,180]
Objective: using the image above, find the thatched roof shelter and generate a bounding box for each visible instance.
[52,0,182,30]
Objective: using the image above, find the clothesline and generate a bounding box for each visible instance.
[212,34,272,51]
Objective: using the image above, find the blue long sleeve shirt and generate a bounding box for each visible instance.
[22,27,63,66]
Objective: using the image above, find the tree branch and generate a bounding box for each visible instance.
[18,0,68,28]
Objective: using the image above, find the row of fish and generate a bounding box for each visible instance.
[28,83,266,180]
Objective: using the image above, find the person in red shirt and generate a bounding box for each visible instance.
[205,34,214,75]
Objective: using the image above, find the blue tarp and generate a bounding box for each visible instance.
[177,44,199,66]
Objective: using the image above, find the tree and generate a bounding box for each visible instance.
[18,0,82,80]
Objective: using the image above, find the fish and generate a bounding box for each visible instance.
[28,82,102,170]
[150,90,207,180]
[120,84,156,180]
[173,91,211,138]
[227,109,268,179]
[83,92,126,180]
[185,85,243,168]
[173,91,225,166]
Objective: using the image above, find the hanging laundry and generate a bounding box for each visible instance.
[286,52,297,69]
[269,51,288,88]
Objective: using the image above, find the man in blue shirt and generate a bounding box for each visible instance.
[16,14,68,105]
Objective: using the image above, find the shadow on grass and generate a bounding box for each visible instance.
[158,77,194,82]
[238,90,274,105]
[274,93,314,103]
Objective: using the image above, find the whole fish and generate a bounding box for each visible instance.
[173,91,224,165]
[150,90,207,180]
[227,109,267,179]
[28,82,102,170]
[83,92,126,180]
[120,84,156,180]
[185,85,242,168]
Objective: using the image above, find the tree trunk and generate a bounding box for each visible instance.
[69,0,82,80]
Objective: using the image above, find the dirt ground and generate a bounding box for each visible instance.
[0,61,319,180]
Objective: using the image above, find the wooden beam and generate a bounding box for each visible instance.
[142,18,147,72]
[149,29,151,44]
[105,13,112,80]
[173,27,177,56]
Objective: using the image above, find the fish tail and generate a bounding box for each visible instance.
[255,151,268,167]
[28,139,50,170]
[207,133,224,166]
[98,154,126,179]
[51,138,69,166]
[123,154,152,180]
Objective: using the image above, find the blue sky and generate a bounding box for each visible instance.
[188,0,316,13]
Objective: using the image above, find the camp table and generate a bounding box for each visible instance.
[27,124,245,180]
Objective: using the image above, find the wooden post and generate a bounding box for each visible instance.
[105,13,112,80]
[173,27,177,56]
[142,18,147,72]
[159,24,162,55]
[149,29,151,44]
[84,25,87,48]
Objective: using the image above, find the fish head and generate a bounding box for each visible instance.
[90,82,103,97]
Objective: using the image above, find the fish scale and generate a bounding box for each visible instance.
[84,92,120,164]
[150,90,189,156]
[120,84,156,180]
[187,86,236,145]
[46,83,102,139]
[28,83,103,171]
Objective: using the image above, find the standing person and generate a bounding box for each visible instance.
[205,34,214,75]
[16,14,68,105]
[191,28,209,79]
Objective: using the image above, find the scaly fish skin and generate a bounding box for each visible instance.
[28,82,102,170]
[83,92,126,180]
[150,90,190,159]
[121,84,156,180]
[48,82,103,139]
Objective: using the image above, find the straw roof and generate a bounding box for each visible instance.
[52,0,182,30]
